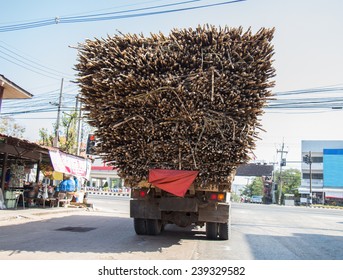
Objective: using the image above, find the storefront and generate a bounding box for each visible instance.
[0,134,50,208]
[0,134,91,209]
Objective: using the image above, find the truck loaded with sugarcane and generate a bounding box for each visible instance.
[75,25,275,240]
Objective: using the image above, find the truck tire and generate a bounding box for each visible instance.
[206,222,218,240]
[218,223,229,240]
[134,218,147,235]
[146,219,162,235]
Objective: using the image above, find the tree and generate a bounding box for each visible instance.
[0,116,25,137]
[274,168,301,202]
[241,177,264,198]
[39,128,54,146]
[38,111,79,154]
[59,111,78,153]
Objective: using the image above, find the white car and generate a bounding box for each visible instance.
[251,195,263,204]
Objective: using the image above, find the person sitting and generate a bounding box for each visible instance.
[58,174,76,192]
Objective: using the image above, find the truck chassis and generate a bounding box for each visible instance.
[130,187,231,240]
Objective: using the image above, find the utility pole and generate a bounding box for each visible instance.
[277,141,288,205]
[304,152,313,205]
[309,151,312,205]
[53,78,64,147]
[76,94,82,155]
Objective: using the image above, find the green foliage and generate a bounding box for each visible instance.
[275,168,301,196]
[38,111,78,154]
[274,168,301,204]
[0,116,25,137]
[103,181,109,191]
[38,109,93,155]
[241,177,264,197]
[39,128,54,146]
[60,111,78,153]
[231,192,241,202]
[111,178,122,188]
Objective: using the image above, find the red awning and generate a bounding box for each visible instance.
[148,169,199,197]
[325,191,343,199]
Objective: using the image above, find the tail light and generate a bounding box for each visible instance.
[209,192,226,202]
[132,188,148,198]
[139,190,147,198]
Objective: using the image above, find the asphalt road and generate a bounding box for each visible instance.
[0,195,342,260]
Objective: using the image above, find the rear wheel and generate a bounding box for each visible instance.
[206,222,218,240]
[146,219,162,235]
[134,218,147,235]
[218,223,229,240]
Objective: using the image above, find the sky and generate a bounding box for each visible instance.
[1,0,343,168]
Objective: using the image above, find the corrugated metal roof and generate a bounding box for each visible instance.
[236,163,274,177]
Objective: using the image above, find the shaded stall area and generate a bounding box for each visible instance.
[0,134,92,210]
[0,134,51,209]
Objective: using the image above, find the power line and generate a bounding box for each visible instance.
[0,0,245,32]
[61,0,165,18]
[274,86,343,97]
[60,0,202,23]
[1,88,78,115]
[0,43,74,79]
[2,90,76,105]
[0,54,60,80]
[268,97,343,108]
[6,117,57,120]
[0,107,76,116]
[267,84,343,111]
[61,0,245,24]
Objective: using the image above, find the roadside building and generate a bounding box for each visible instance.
[301,140,343,204]
[88,158,122,190]
[0,74,33,112]
[0,75,92,208]
[0,133,92,208]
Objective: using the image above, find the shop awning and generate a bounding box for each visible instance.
[0,134,50,163]
[325,191,343,199]
[148,169,199,197]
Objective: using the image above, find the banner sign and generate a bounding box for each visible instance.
[49,150,91,179]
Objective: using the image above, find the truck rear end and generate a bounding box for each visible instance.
[130,185,231,240]
[75,25,275,241]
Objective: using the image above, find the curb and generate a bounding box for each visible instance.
[0,206,90,222]
[86,191,130,197]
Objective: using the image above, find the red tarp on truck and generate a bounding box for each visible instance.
[148,169,199,197]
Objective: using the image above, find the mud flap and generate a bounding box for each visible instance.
[130,199,161,219]
[198,203,229,223]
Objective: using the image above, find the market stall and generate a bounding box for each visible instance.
[47,148,92,206]
[0,134,91,209]
[0,134,51,209]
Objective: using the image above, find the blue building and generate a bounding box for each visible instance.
[301,140,343,204]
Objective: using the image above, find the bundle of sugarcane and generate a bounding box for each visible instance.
[75,25,275,189]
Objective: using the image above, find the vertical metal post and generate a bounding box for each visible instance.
[309,151,312,205]
[76,94,82,155]
[36,160,41,183]
[1,153,8,193]
[54,78,64,147]
[277,142,288,205]
[0,85,4,113]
